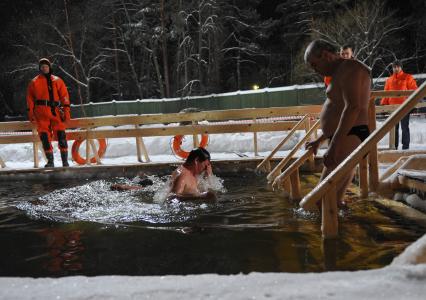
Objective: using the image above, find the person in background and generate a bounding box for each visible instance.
[26,58,71,167]
[324,44,354,87]
[380,60,418,149]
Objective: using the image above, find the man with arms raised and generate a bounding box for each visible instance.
[304,39,371,206]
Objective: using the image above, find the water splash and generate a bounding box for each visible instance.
[16,175,226,224]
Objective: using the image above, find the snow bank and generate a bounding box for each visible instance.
[1,255,425,300]
[392,234,426,265]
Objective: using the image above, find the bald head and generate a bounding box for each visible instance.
[304,39,338,63]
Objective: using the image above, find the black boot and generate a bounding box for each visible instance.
[61,151,69,167]
[45,152,54,168]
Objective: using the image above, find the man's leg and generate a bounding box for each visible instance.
[37,120,54,168]
[52,119,69,167]
[394,122,400,150]
[401,112,410,150]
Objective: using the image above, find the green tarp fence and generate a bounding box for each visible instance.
[71,84,326,118]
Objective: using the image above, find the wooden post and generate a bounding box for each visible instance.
[389,126,396,150]
[265,160,271,173]
[0,156,5,168]
[368,99,379,192]
[85,129,91,165]
[140,137,151,162]
[32,129,39,168]
[253,118,259,157]
[192,121,199,148]
[359,157,368,198]
[305,117,315,171]
[282,178,291,194]
[290,169,302,200]
[89,139,101,165]
[135,125,143,162]
[321,185,338,239]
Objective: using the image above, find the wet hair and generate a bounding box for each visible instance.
[138,178,154,186]
[392,60,402,68]
[304,39,337,62]
[185,147,211,164]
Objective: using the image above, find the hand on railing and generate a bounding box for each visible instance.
[305,133,325,156]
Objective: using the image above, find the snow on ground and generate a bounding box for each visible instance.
[1,234,426,300]
[1,116,425,170]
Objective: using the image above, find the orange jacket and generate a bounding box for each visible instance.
[26,74,70,121]
[380,71,418,105]
[324,76,332,87]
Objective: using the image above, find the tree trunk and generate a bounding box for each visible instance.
[160,0,170,97]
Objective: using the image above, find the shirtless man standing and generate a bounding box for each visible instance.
[304,39,371,205]
[168,147,216,201]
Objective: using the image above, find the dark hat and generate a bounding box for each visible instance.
[392,60,402,67]
[38,58,51,70]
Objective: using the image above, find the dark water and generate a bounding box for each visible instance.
[0,173,423,277]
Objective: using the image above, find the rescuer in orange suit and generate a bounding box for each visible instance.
[381,60,418,149]
[26,58,71,167]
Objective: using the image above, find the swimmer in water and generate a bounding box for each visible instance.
[167,147,216,201]
[110,175,154,191]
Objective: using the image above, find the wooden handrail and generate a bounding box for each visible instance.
[272,147,321,189]
[266,119,321,182]
[0,121,299,144]
[299,81,426,210]
[0,105,323,132]
[256,115,309,172]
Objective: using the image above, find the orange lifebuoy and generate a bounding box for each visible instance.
[71,138,107,165]
[172,134,209,159]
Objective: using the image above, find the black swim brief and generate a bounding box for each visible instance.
[347,125,370,142]
[328,125,370,142]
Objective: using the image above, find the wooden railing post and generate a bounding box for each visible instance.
[388,126,396,150]
[32,129,40,168]
[322,184,338,239]
[359,157,368,198]
[368,98,379,192]
[253,118,259,157]
[290,169,302,200]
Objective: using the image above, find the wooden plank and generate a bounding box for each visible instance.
[370,90,414,97]
[300,81,426,210]
[398,175,426,193]
[256,115,309,172]
[62,105,324,129]
[322,185,338,239]
[375,102,426,114]
[0,121,300,144]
